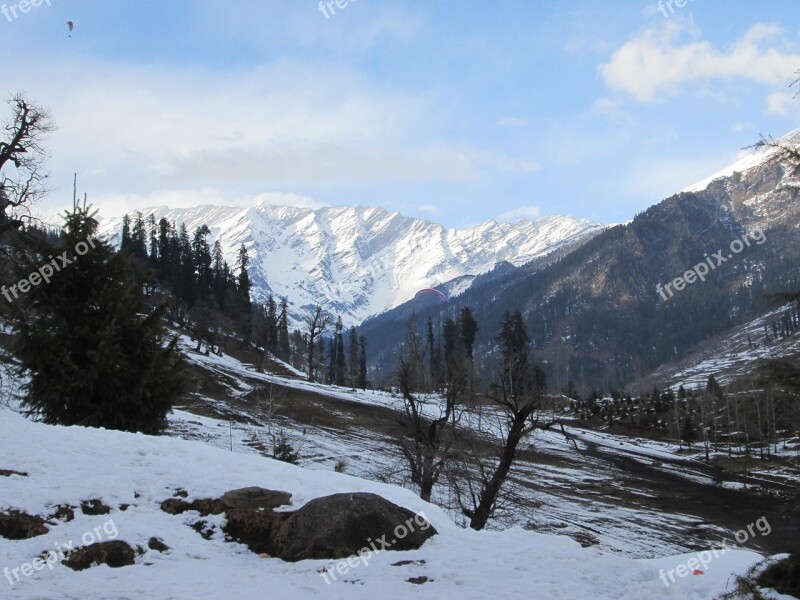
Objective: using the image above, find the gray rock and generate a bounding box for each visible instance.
[272,492,437,562]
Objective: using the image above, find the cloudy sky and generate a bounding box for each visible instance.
[2,0,800,227]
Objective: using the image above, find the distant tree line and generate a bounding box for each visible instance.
[571,373,800,462]
[119,212,255,351]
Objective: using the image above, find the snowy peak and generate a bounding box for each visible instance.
[100,204,604,326]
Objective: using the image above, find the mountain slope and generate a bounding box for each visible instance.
[100,205,604,327]
[360,131,800,393]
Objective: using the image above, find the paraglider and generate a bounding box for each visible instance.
[66,21,73,37]
[414,288,449,303]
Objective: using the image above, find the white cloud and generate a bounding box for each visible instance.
[498,205,542,222]
[497,116,529,128]
[3,57,532,217]
[490,158,541,173]
[515,160,542,173]
[599,21,800,103]
[731,122,754,133]
[591,98,630,123]
[766,90,795,116]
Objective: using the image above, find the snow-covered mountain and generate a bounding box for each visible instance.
[101,204,604,326]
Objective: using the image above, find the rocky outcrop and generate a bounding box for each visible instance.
[0,510,48,540]
[160,487,437,562]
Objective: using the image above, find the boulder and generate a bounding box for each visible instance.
[63,540,136,571]
[224,508,288,555]
[160,497,226,516]
[147,537,170,553]
[271,492,436,562]
[80,499,111,516]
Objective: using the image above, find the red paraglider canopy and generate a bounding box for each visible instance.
[414,288,449,303]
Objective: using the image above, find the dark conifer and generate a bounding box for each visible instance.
[9,207,184,434]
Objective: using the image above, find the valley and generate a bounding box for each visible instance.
[167,333,800,560]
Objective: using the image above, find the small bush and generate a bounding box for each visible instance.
[272,432,300,465]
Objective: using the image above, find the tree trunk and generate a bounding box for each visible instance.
[469,413,526,531]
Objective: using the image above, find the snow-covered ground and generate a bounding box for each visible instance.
[0,409,787,600]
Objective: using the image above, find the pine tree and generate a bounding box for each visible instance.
[192,225,212,300]
[236,243,251,314]
[459,306,479,360]
[8,207,185,434]
[278,298,290,361]
[130,212,148,260]
[496,310,533,397]
[334,317,346,386]
[120,214,132,251]
[266,295,278,352]
[178,223,195,309]
[327,337,336,385]
[147,214,158,263]
[348,326,359,388]
[257,296,279,373]
[358,335,368,390]
[427,316,441,389]
[442,318,461,379]
[681,414,696,447]
[211,241,227,306]
[156,217,172,282]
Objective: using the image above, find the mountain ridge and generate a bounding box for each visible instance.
[100,204,605,327]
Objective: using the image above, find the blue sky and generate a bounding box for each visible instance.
[2,0,800,227]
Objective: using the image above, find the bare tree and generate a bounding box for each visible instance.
[449,311,576,531]
[452,366,572,531]
[396,355,463,502]
[0,94,54,237]
[698,392,711,462]
[304,305,329,382]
